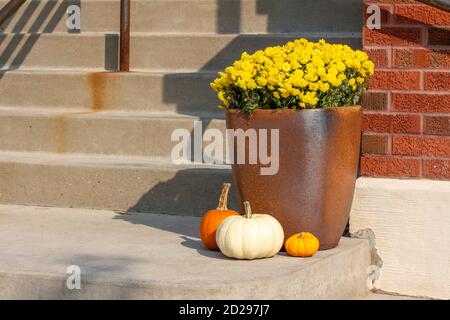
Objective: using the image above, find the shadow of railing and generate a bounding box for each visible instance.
[0,0,118,81]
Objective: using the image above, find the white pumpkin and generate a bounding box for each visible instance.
[216,201,284,260]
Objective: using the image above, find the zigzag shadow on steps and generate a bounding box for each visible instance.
[0,0,118,81]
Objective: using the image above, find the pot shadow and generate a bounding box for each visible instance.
[114,168,239,259]
[179,235,231,260]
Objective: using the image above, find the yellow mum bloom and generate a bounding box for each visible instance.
[210,38,374,110]
[256,77,268,86]
[318,82,330,92]
[309,83,319,91]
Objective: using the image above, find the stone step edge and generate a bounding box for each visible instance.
[0,31,363,37]
[0,69,219,75]
[0,237,368,288]
[0,105,225,120]
[0,150,230,170]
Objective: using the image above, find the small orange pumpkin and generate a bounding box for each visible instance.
[199,183,239,250]
[285,232,320,257]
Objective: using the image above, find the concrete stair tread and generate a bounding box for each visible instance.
[0,32,362,71]
[0,68,218,75]
[0,105,224,120]
[0,204,371,299]
[0,107,226,160]
[0,150,234,214]
[0,31,363,36]
[0,69,220,113]
[0,150,228,169]
[1,0,363,34]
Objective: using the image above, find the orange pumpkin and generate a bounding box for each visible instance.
[199,183,239,250]
[285,232,320,257]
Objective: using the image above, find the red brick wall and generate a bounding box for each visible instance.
[361,0,450,179]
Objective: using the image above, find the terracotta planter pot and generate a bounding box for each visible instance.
[226,106,362,250]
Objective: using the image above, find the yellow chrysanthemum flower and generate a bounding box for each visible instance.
[210,38,374,111]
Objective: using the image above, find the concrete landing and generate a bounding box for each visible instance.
[0,205,371,300]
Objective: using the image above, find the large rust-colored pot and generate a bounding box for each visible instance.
[226,106,362,250]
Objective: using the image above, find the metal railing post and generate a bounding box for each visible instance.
[120,0,130,71]
[0,0,26,27]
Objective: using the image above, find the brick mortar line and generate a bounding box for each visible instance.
[364,45,450,49]
[364,23,450,29]
[362,154,450,161]
[363,111,428,115]
[423,23,430,48]
[420,157,424,176]
[391,133,450,139]
[394,3,446,6]
[364,112,450,116]
[367,23,450,28]
[387,90,392,112]
[388,133,393,154]
[420,70,424,90]
[380,90,449,94]
[363,132,450,137]
[360,133,450,138]
[387,46,392,68]
[364,44,449,48]
[374,68,450,72]
[366,2,445,6]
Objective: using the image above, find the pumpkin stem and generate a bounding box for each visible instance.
[243,201,252,218]
[217,183,231,210]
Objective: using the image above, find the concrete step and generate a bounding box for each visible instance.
[0,0,362,34]
[0,33,362,71]
[0,33,118,70]
[0,70,219,114]
[0,107,225,158]
[0,151,235,214]
[132,33,362,71]
[0,204,371,299]
[0,0,118,33]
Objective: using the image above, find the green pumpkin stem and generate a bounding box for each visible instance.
[244,201,252,218]
[217,183,231,211]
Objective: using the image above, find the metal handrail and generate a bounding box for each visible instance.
[0,0,26,27]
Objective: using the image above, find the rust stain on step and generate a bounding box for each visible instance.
[54,114,68,154]
[53,112,90,154]
[52,71,119,154]
[87,72,119,112]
